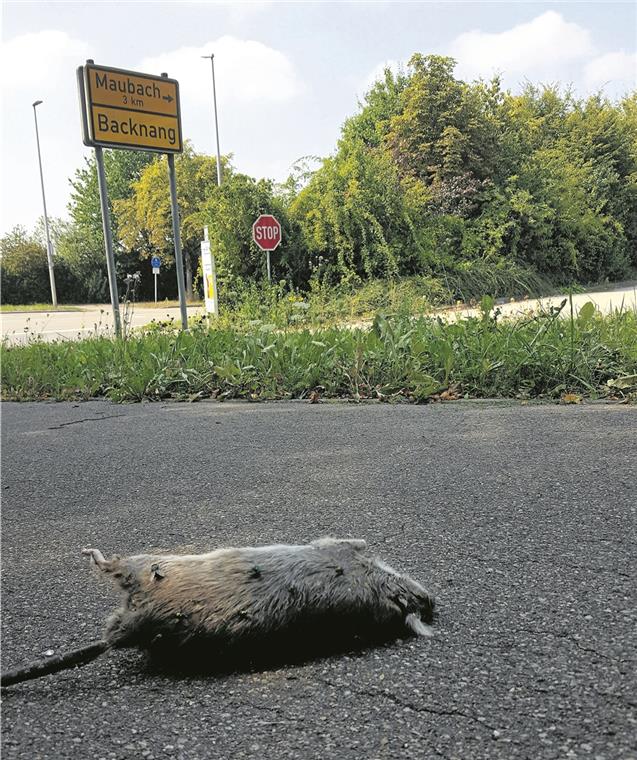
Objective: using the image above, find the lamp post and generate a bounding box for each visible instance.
[32,100,57,307]
[201,54,222,186]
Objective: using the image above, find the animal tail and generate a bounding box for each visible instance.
[1,640,108,688]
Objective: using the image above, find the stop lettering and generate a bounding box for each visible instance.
[252,214,282,251]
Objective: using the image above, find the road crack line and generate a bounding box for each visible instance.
[47,414,125,430]
[508,627,627,664]
[318,677,496,732]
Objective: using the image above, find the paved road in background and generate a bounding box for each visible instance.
[451,282,637,322]
[1,401,635,759]
[2,282,636,344]
[0,304,205,344]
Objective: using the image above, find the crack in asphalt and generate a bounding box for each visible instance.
[506,627,628,665]
[233,699,306,723]
[319,677,497,733]
[47,414,125,430]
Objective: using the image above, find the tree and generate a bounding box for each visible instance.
[116,144,218,300]
[341,66,409,149]
[289,69,428,285]
[291,53,636,289]
[58,149,155,301]
[0,225,77,304]
[290,142,422,284]
[198,167,306,289]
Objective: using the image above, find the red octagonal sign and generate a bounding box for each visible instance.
[252,214,282,252]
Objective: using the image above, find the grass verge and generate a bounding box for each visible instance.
[0,304,84,313]
[2,299,636,403]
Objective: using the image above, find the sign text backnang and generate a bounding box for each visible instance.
[80,63,182,153]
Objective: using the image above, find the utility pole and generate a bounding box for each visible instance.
[32,100,57,307]
[201,53,222,186]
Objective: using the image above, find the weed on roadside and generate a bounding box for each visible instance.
[2,299,636,403]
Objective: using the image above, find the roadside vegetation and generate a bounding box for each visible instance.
[2,55,636,404]
[2,55,636,309]
[2,297,636,403]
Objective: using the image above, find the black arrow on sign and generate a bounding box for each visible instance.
[163,95,174,103]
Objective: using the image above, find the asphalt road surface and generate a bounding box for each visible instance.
[450,283,637,322]
[1,401,635,759]
[0,304,205,345]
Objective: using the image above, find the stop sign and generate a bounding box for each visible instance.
[252,214,282,251]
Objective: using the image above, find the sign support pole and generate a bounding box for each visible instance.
[267,251,271,284]
[94,145,122,339]
[167,152,188,331]
[154,273,158,303]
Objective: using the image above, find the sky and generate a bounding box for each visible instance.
[1,1,636,236]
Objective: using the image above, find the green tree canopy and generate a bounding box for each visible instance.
[115,144,219,299]
[198,167,306,289]
[56,148,155,301]
[289,54,637,288]
[1,225,76,304]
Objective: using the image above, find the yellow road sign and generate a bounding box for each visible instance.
[78,62,182,153]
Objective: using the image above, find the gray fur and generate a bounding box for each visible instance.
[0,539,436,686]
[82,538,435,660]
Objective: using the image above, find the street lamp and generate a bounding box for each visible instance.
[201,54,222,186]
[32,100,57,306]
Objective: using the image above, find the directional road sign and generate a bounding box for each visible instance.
[151,256,161,268]
[78,63,182,153]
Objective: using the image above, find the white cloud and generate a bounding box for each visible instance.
[1,31,92,234]
[584,50,637,95]
[137,37,305,184]
[1,30,90,91]
[139,36,304,108]
[449,11,594,82]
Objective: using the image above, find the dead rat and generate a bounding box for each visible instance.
[1,537,436,687]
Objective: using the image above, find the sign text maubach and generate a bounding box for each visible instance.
[79,63,182,153]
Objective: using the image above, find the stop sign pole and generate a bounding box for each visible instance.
[252,214,282,283]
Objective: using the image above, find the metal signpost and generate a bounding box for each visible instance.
[151,256,161,302]
[201,54,222,187]
[252,214,282,283]
[77,60,186,336]
[200,227,218,317]
[32,101,58,307]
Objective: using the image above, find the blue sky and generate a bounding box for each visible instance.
[2,1,636,235]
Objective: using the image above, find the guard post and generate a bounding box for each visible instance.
[200,226,218,317]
